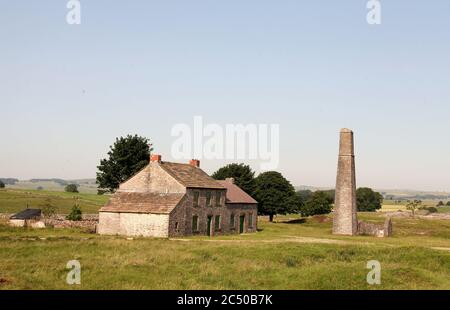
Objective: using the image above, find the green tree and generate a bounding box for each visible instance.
[254,171,299,222]
[66,203,82,221]
[296,190,313,205]
[65,184,79,193]
[356,187,383,212]
[0,181,5,189]
[322,190,335,204]
[211,163,256,196]
[301,191,333,217]
[446,201,450,206]
[406,200,422,218]
[96,135,153,193]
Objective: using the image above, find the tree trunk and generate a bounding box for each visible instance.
[269,214,274,222]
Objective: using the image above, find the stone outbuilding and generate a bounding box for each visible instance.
[97,155,258,238]
[9,209,45,228]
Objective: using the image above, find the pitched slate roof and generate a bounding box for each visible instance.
[10,209,42,220]
[99,192,185,214]
[216,180,258,204]
[159,162,225,189]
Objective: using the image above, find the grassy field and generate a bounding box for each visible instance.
[1,189,449,290]
[4,180,98,194]
[0,189,108,214]
[381,199,450,213]
[0,212,449,290]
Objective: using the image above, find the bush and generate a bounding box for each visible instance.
[65,184,79,193]
[447,201,450,206]
[66,205,82,221]
[301,191,333,217]
[437,201,444,207]
[41,199,56,217]
[0,181,5,188]
[36,186,44,191]
[427,207,438,213]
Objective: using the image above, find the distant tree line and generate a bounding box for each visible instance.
[30,178,68,186]
[0,178,18,185]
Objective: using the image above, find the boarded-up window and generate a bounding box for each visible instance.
[192,216,198,232]
[206,191,212,207]
[230,214,235,229]
[215,215,221,231]
[248,213,253,228]
[215,192,221,207]
[193,191,200,207]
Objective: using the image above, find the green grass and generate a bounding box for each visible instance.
[0,213,449,290]
[0,189,108,214]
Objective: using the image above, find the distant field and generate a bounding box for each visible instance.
[4,180,98,194]
[382,200,450,213]
[0,212,449,289]
[0,189,108,214]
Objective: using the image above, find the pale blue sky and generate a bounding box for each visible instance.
[1,1,449,191]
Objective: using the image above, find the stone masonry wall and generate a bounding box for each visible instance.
[98,212,169,237]
[169,188,258,237]
[118,163,185,194]
[333,129,358,236]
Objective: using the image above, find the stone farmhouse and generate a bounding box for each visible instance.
[97,155,258,238]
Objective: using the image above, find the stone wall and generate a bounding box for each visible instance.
[97,212,169,237]
[118,163,185,194]
[357,217,392,237]
[43,214,98,232]
[169,188,258,237]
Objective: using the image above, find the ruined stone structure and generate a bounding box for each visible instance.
[98,155,258,238]
[333,128,358,235]
[358,217,393,238]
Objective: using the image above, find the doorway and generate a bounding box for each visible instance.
[207,216,212,236]
[239,215,245,234]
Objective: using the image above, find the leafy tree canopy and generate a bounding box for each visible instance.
[96,135,153,193]
[0,180,4,188]
[254,171,300,221]
[356,187,383,212]
[65,184,79,193]
[296,190,312,205]
[211,163,256,195]
[301,191,333,217]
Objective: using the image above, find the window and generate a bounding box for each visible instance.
[192,216,198,232]
[214,215,221,231]
[215,192,221,207]
[248,213,253,228]
[193,191,200,207]
[230,214,235,229]
[206,191,212,207]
